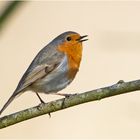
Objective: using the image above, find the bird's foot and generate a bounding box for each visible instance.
[55,93,77,98]
[36,92,51,117]
[58,93,78,109]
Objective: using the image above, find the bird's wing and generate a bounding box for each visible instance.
[14,45,65,95]
[14,62,60,94]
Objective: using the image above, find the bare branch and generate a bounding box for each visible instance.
[0,79,140,129]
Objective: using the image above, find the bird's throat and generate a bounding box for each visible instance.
[58,43,83,79]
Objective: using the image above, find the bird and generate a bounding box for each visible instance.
[0,31,88,115]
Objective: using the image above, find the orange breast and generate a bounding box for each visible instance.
[58,42,83,79]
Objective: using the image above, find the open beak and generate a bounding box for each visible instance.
[77,35,88,42]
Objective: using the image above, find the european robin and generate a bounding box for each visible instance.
[0,31,88,115]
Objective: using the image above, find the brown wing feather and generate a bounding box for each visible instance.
[15,63,59,94]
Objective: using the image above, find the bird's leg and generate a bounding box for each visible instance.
[35,92,51,117]
[50,93,70,109]
[35,92,45,104]
[54,93,78,109]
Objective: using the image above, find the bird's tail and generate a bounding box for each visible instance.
[0,91,19,115]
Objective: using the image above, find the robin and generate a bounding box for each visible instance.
[0,31,88,115]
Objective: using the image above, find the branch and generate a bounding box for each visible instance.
[0,79,140,129]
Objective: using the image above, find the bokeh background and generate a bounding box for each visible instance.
[1,1,140,139]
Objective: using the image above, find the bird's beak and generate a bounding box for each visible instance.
[77,35,88,42]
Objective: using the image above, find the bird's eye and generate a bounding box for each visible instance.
[66,36,72,41]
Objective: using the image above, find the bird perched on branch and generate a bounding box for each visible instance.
[0,31,88,115]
